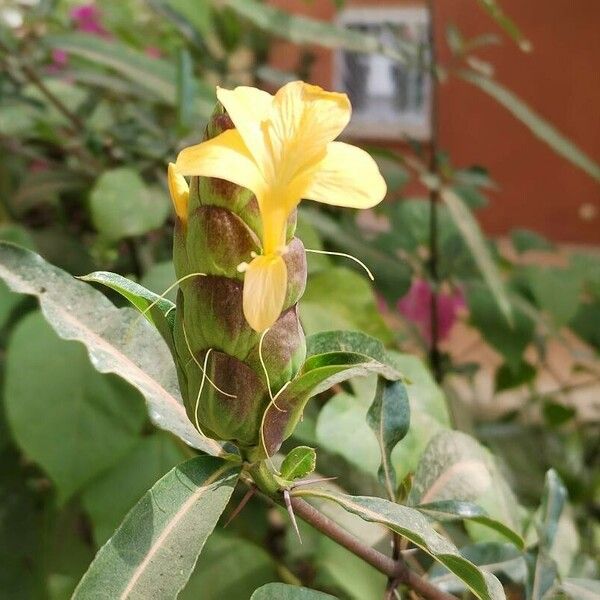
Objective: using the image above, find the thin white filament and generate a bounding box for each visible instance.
[304,248,374,281]
[139,271,207,321]
[258,328,285,412]
[193,348,212,435]
[259,380,291,466]
[181,320,237,398]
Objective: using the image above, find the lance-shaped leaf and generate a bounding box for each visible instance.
[280,446,317,481]
[440,188,511,324]
[429,543,527,594]
[260,331,403,456]
[294,489,505,600]
[417,500,524,549]
[527,469,567,600]
[251,583,338,599]
[367,378,410,500]
[0,243,221,456]
[223,0,415,64]
[459,69,600,183]
[44,33,214,116]
[474,0,531,51]
[560,578,600,600]
[81,271,175,351]
[73,456,240,599]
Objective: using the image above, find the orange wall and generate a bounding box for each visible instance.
[268,0,600,244]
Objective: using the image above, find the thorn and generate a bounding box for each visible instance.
[284,489,302,544]
[224,488,255,527]
[291,476,338,489]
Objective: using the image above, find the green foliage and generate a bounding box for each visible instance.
[81,433,185,545]
[280,446,317,481]
[89,168,169,241]
[459,70,600,182]
[73,457,240,599]
[366,378,410,499]
[0,2,598,598]
[251,583,338,599]
[0,243,219,455]
[297,488,506,600]
[5,312,146,502]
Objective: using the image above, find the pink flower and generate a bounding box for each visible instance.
[47,48,69,73]
[397,279,465,344]
[70,4,109,37]
[144,46,162,59]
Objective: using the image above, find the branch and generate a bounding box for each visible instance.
[288,496,456,600]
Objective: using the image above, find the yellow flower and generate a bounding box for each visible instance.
[175,81,387,332]
[167,162,189,222]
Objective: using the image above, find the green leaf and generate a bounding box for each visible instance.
[89,168,170,241]
[280,446,317,481]
[527,469,567,600]
[45,33,214,115]
[474,0,531,51]
[81,433,186,545]
[429,543,527,593]
[301,207,412,304]
[301,267,392,342]
[495,360,536,392]
[0,224,34,330]
[296,489,505,600]
[0,243,221,455]
[177,48,196,130]
[538,470,567,550]
[408,431,522,544]
[80,271,176,350]
[459,70,600,183]
[510,229,554,254]
[251,583,338,600]
[223,0,414,63]
[73,456,240,600]
[467,283,534,369]
[542,400,576,427]
[560,578,600,600]
[417,500,525,549]
[528,266,581,326]
[181,531,278,600]
[261,331,403,456]
[366,378,410,499]
[0,448,46,598]
[5,312,146,502]
[316,353,449,485]
[441,187,511,323]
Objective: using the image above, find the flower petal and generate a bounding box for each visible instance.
[167,162,189,222]
[175,128,266,200]
[242,254,287,332]
[302,141,387,209]
[269,81,351,175]
[216,86,273,175]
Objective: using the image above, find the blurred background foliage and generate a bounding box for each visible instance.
[0,0,598,598]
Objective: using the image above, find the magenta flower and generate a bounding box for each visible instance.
[145,46,162,59]
[47,48,69,73]
[70,4,109,37]
[397,278,465,344]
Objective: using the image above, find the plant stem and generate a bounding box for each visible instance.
[288,496,456,600]
[0,40,84,133]
[427,0,443,383]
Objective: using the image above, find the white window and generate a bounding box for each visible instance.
[334,7,431,140]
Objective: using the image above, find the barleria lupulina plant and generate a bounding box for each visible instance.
[168,81,386,463]
[0,80,523,600]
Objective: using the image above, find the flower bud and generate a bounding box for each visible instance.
[171,105,307,455]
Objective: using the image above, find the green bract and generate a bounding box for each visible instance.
[171,105,307,455]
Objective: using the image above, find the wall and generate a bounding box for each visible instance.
[268,0,600,244]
